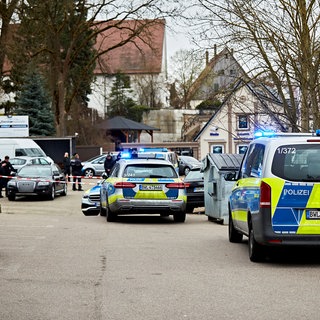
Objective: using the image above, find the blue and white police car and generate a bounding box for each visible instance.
[226,130,320,262]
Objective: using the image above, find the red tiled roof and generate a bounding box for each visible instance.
[93,19,165,75]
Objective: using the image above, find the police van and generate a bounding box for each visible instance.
[226,131,320,262]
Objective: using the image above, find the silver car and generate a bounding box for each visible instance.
[10,156,51,172]
[81,154,116,177]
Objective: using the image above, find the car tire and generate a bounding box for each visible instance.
[184,167,190,176]
[84,168,95,177]
[106,207,117,222]
[173,212,186,223]
[48,186,55,200]
[228,212,243,243]
[100,204,106,216]
[61,183,67,196]
[249,225,265,262]
[8,193,15,201]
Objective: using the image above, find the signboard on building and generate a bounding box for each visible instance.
[0,116,29,137]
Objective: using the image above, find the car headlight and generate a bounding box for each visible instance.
[83,194,89,199]
[8,180,17,187]
[38,181,50,186]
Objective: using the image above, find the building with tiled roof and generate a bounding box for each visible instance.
[88,19,168,117]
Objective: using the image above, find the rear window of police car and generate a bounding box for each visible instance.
[271,144,320,181]
[123,164,177,178]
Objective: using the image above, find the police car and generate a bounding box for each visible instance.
[81,182,101,216]
[99,154,187,222]
[226,131,320,262]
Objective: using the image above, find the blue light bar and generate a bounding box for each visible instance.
[121,152,131,159]
[254,130,276,138]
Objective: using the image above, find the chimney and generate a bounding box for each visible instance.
[205,50,209,65]
[214,44,217,56]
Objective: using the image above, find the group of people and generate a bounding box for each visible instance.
[63,152,83,191]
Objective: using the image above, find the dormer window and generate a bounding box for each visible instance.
[238,115,249,130]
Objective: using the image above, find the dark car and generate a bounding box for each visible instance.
[7,164,67,201]
[184,168,204,213]
[178,156,202,176]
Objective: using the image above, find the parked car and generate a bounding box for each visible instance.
[178,155,202,176]
[99,156,187,222]
[81,153,118,177]
[10,156,51,172]
[183,168,205,213]
[81,181,102,216]
[7,164,67,201]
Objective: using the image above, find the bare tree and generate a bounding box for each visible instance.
[5,0,186,136]
[169,49,204,108]
[193,0,320,132]
[0,0,20,77]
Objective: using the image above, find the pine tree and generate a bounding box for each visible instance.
[108,73,149,122]
[15,68,56,136]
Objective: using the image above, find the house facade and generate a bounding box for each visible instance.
[194,80,289,160]
[88,19,169,118]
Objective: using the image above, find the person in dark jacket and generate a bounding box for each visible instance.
[0,156,15,197]
[104,153,115,177]
[70,153,83,191]
[63,152,71,182]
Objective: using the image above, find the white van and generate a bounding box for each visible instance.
[0,138,50,161]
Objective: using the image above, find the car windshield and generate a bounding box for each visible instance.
[185,170,203,180]
[271,144,320,181]
[181,156,200,164]
[18,166,52,178]
[16,148,46,157]
[123,164,177,178]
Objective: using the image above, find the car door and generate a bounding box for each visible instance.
[52,165,65,192]
[92,155,106,175]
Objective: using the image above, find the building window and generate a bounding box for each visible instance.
[211,145,224,154]
[238,115,249,129]
[238,145,248,154]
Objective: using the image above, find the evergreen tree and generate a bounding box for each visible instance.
[15,68,56,136]
[108,73,149,122]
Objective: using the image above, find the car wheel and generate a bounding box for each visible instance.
[61,183,67,196]
[228,211,243,243]
[84,168,95,177]
[184,167,190,176]
[100,204,106,216]
[8,193,15,201]
[48,185,55,200]
[173,212,186,223]
[106,206,117,222]
[249,225,264,262]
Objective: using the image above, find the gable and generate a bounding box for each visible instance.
[188,47,248,102]
[194,80,288,141]
[93,19,165,75]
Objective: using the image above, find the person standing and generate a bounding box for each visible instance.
[70,153,83,191]
[104,153,115,177]
[63,152,71,182]
[0,156,15,197]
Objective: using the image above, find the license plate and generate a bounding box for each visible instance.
[140,184,162,191]
[306,210,320,219]
[194,187,204,192]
